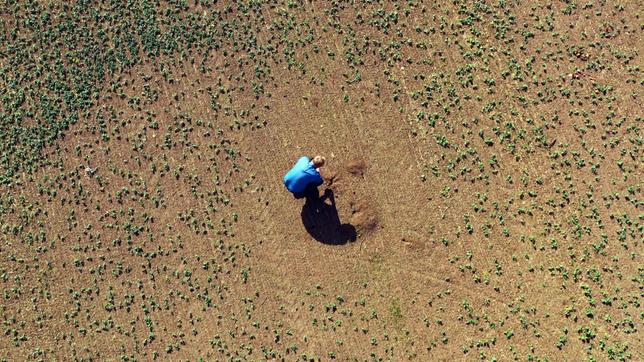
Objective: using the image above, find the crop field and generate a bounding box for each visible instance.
[0,0,642,361]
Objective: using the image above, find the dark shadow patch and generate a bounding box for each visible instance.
[293,184,321,199]
[301,189,357,245]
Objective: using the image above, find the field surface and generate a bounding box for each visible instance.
[0,0,641,361]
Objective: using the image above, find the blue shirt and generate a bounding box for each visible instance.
[283,156,323,193]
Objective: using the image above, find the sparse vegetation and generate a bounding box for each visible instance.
[0,0,640,360]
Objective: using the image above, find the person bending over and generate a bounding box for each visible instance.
[283,155,326,198]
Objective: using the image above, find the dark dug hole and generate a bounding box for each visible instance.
[301,189,357,245]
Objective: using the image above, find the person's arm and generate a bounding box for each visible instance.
[313,170,324,186]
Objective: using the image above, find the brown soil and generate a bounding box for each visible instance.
[346,159,367,177]
[349,200,379,234]
[1,1,641,361]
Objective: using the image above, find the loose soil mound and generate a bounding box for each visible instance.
[319,168,338,185]
[349,200,378,233]
[401,236,425,251]
[346,159,366,177]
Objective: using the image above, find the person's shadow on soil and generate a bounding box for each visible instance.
[301,188,357,245]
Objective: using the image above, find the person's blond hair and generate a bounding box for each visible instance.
[312,155,326,168]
